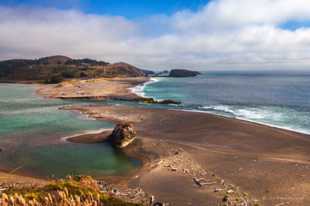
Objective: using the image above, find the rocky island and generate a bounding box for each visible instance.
[168,69,201,77]
[153,69,201,78]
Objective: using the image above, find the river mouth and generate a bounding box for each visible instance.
[0,84,140,178]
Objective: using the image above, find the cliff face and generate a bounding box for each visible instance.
[0,56,149,82]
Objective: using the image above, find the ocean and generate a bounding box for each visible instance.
[0,84,139,178]
[1,71,310,178]
[135,71,310,134]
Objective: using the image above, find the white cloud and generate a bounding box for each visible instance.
[1,1,310,70]
[172,0,310,31]
[0,6,137,61]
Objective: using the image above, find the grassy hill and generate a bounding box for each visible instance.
[0,56,151,83]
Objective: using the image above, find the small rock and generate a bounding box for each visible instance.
[214,188,224,192]
[112,188,118,194]
[153,202,164,206]
[227,189,234,194]
[183,169,189,174]
[193,178,202,187]
[149,195,155,205]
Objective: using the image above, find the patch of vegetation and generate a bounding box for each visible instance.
[65,58,109,66]
[0,55,148,81]
[44,73,64,84]
[1,176,142,206]
[61,68,79,78]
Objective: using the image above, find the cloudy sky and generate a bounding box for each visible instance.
[1,0,310,70]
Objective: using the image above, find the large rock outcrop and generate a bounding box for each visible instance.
[169,69,201,77]
[108,123,136,148]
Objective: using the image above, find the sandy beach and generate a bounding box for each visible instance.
[1,77,310,205]
[62,103,310,206]
[37,77,149,100]
[40,77,310,205]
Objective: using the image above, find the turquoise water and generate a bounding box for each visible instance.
[139,71,310,134]
[3,71,309,178]
[0,84,139,178]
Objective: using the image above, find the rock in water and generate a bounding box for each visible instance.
[169,69,201,77]
[109,123,136,148]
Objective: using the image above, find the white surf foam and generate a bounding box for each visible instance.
[201,105,284,120]
[130,77,160,98]
[196,105,310,135]
[61,128,112,142]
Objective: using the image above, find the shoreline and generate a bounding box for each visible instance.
[129,77,160,98]
[2,78,310,205]
[60,128,113,143]
[8,78,308,138]
[65,104,310,205]
[179,108,310,136]
[130,77,310,136]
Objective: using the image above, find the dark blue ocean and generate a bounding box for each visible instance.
[136,71,310,134]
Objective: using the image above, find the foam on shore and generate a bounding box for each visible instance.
[179,106,310,135]
[129,77,160,98]
[61,128,112,142]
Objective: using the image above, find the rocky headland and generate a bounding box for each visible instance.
[0,55,153,83]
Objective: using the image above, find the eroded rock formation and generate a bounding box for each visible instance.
[108,123,136,148]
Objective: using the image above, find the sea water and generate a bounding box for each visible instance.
[139,71,310,134]
[0,84,139,178]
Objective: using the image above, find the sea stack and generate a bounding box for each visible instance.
[108,123,136,148]
[169,69,201,77]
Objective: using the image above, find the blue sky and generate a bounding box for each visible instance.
[1,0,308,30]
[1,0,310,70]
[0,0,209,18]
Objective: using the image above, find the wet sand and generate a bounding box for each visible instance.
[66,104,310,206]
[63,129,113,144]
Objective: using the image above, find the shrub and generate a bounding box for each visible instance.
[44,73,64,84]
[62,69,78,78]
